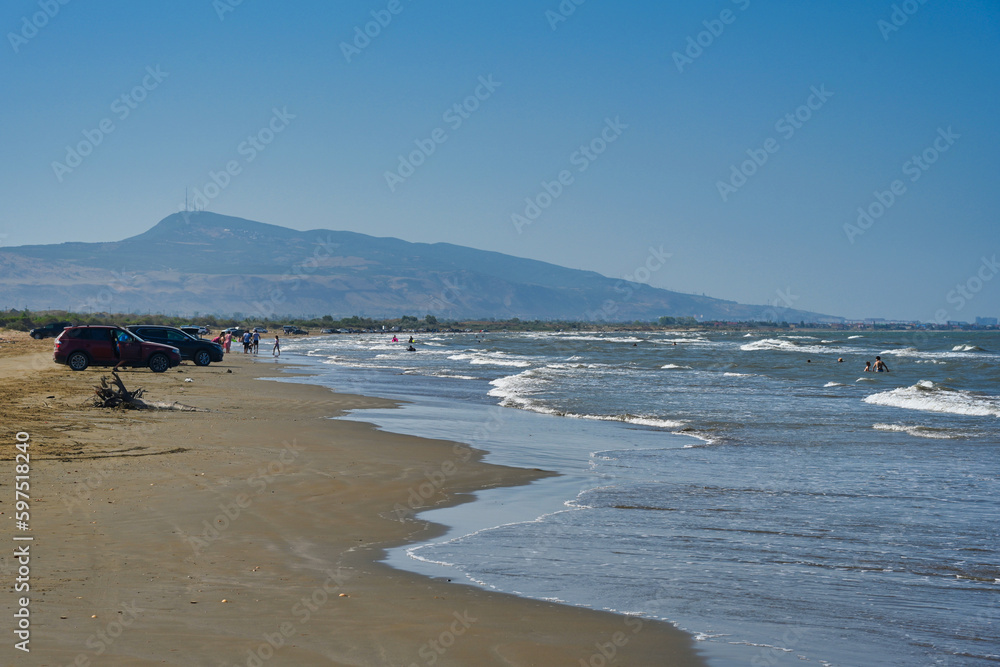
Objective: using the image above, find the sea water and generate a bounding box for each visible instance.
[278,330,1000,666]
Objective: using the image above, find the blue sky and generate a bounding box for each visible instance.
[2,0,998,321]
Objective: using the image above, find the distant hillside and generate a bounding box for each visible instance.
[0,212,841,322]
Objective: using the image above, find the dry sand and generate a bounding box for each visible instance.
[0,331,706,666]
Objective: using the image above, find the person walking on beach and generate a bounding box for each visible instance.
[252,330,260,355]
[242,331,251,353]
[873,356,890,372]
[273,335,280,357]
[112,329,129,371]
[223,332,232,354]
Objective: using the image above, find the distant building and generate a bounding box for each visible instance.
[975,316,998,326]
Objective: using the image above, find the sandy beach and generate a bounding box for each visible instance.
[0,331,705,666]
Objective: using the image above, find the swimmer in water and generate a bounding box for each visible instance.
[873,356,890,372]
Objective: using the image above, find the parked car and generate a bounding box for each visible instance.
[252,327,268,333]
[178,326,202,338]
[53,325,181,372]
[320,329,335,334]
[30,322,72,339]
[126,325,224,366]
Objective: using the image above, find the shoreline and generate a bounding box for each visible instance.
[1,333,706,666]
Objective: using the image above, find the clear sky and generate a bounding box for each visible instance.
[2,0,998,322]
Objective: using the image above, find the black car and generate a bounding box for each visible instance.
[30,321,72,339]
[126,325,224,366]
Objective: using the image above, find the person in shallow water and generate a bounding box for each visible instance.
[873,356,890,372]
[863,361,872,372]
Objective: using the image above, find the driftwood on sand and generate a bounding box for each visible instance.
[93,373,205,411]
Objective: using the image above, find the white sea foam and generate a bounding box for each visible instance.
[577,414,685,429]
[740,338,798,352]
[880,347,996,361]
[848,335,864,339]
[873,423,967,439]
[662,364,693,370]
[430,371,479,380]
[864,381,1000,417]
[740,338,850,355]
[724,372,753,377]
[488,372,684,429]
[449,352,531,367]
[824,382,847,387]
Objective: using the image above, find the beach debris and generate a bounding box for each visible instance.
[93,372,146,409]
[184,378,193,382]
[92,373,206,411]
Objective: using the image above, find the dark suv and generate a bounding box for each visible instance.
[53,325,181,372]
[126,325,224,366]
[30,322,72,339]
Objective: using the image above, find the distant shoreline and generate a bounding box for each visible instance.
[4,309,997,337]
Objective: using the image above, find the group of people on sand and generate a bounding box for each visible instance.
[209,330,281,357]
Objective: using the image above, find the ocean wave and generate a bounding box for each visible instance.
[724,372,753,377]
[879,347,996,361]
[740,338,850,355]
[864,381,1000,417]
[675,429,717,446]
[824,382,847,387]
[872,423,968,439]
[572,413,685,429]
[848,335,864,339]
[430,371,480,380]
[661,364,693,370]
[740,338,798,352]
[488,372,684,429]
[449,352,531,367]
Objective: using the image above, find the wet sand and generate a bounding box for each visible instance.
[0,331,706,666]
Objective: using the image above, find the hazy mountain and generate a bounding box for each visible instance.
[0,212,840,322]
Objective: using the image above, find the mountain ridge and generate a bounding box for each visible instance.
[0,212,841,322]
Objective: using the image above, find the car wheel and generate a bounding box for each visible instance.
[148,353,170,373]
[67,352,89,371]
[32,333,42,339]
[194,350,212,366]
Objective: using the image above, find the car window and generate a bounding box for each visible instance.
[79,328,108,340]
[166,331,187,341]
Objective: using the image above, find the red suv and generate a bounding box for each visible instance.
[53,325,181,372]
